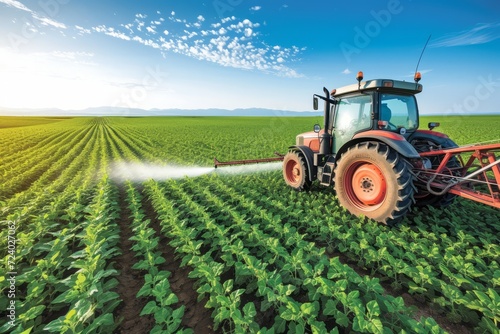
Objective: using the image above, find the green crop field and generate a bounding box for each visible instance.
[1,115,499,334]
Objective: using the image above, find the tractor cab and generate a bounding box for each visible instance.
[312,72,423,155]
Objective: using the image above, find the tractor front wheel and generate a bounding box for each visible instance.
[334,141,415,225]
[283,151,311,191]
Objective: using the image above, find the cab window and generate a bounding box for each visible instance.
[333,94,372,152]
[380,94,418,130]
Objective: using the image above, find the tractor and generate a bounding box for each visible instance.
[215,72,500,225]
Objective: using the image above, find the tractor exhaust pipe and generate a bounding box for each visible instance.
[320,87,332,155]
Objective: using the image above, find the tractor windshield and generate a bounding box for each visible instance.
[380,94,418,131]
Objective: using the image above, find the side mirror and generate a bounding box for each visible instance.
[428,122,440,130]
[313,97,318,110]
[313,124,321,133]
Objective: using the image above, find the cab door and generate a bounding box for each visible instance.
[333,94,373,153]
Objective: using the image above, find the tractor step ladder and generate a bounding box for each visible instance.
[319,162,336,186]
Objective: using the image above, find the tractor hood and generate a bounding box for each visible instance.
[296,130,327,152]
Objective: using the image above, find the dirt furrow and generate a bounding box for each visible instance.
[114,186,154,334]
[140,186,217,334]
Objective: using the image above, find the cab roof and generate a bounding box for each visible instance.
[332,79,423,97]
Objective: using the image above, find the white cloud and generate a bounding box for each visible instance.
[342,68,351,74]
[250,6,262,11]
[93,25,131,41]
[0,0,31,12]
[132,36,160,49]
[135,19,145,31]
[221,16,236,23]
[90,12,304,78]
[0,0,67,29]
[244,28,253,37]
[75,25,91,35]
[36,15,66,29]
[430,23,500,47]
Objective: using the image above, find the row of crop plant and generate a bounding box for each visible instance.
[0,120,97,200]
[0,120,121,333]
[0,176,121,333]
[41,177,121,333]
[212,170,500,333]
[124,181,192,333]
[145,176,446,333]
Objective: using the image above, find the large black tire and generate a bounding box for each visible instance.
[283,151,311,191]
[334,141,415,225]
[411,138,460,207]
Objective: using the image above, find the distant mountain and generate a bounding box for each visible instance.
[0,106,322,117]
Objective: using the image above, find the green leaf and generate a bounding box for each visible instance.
[323,299,338,316]
[172,305,185,320]
[243,302,257,318]
[352,315,367,332]
[214,308,230,324]
[300,302,316,316]
[368,318,384,334]
[164,293,179,306]
[154,307,171,324]
[19,305,45,321]
[366,300,380,317]
[140,301,158,316]
[43,317,64,332]
[82,313,114,334]
[75,299,94,322]
[136,282,153,298]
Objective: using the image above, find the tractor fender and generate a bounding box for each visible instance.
[288,145,317,182]
[407,130,459,149]
[338,130,421,159]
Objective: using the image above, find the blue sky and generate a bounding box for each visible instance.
[1,0,499,114]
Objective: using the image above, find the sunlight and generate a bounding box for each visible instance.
[0,47,121,109]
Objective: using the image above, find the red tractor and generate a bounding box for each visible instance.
[216,72,500,225]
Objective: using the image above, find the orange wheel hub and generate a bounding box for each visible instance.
[349,163,386,206]
[285,160,301,184]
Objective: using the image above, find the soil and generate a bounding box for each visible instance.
[139,187,217,334]
[113,186,154,334]
[113,184,217,333]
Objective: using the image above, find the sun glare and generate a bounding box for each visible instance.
[0,48,122,110]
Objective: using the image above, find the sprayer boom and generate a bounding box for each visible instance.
[214,152,285,168]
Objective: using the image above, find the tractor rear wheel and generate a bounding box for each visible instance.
[334,141,415,225]
[283,151,311,191]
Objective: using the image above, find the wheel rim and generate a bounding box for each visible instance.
[345,162,386,208]
[284,159,302,186]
